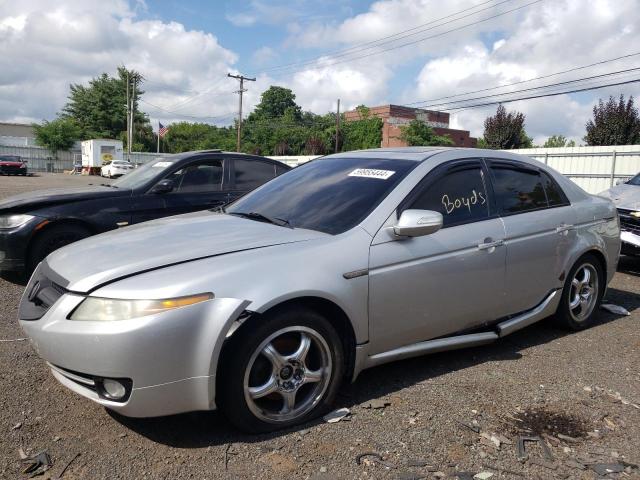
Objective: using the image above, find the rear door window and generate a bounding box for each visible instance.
[234,159,276,190]
[490,165,547,214]
[409,163,490,227]
[541,171,569,206]
[171,160,224,193]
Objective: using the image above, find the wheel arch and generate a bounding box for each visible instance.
[26,218,97,266]
[218,296,358,387]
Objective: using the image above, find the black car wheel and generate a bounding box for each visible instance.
[218,305,345,433]
[555,253,604,330]
[28,224,91,274]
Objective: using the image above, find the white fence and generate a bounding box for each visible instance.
[2,145,639,194]
[510,145,640,194]
[0,145,172,172]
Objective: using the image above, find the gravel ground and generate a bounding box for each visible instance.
[1,173,639,479]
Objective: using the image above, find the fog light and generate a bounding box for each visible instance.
[102,379,127,400]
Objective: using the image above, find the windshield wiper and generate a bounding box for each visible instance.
[229,211,292,228]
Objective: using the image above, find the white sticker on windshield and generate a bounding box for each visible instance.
[348,168,395,180]
[152,161,173,168]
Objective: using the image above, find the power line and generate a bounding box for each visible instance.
[139,99,236,122]
[444,77,640,112]
[266,0,543,76]
[412,66,640,110]
[256,0,512,74]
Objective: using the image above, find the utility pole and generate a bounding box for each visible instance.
[335,99,341,153]
[228,73,256,152]
[130,74,137,154]
[126,70,130,160]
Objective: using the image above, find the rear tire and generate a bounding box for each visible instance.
[28,224,91,274]
[218,306,345,433]
[555,254,604,330]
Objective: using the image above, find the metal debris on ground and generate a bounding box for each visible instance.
[224,443,237,471]
[12,422,22,430]
[516,435,553,461]
[355,452,396,469]
[600,303,630,315]
[323,407,351,423]
[455,419,480,433]
[590,463,625,475]
[21,451,53,477]
[362,399,391,409]
[0,337,28,342]
[452,472,475,480]
[52,453,80,480]
[473,472,493,480]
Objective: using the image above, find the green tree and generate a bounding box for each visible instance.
[483,104,532,149]
[162,122,236,153]
[543,135,576,148]
[32,118,81,157]
[585,95,640,145]
[341,106,383,151]
[62,67,152,150]
[248,86,302,122]
[399,119,454,146]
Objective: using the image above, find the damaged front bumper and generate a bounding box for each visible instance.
[618,209,640,255]
[19,276,249,417]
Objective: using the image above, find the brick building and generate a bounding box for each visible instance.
[343,104,477,148]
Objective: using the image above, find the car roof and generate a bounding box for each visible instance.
[326,146,545,165]
[168,150,290,167]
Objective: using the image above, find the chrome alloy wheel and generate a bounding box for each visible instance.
[568,263,599,323]
[243,326,332,423]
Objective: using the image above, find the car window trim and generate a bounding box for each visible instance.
[485,158,571,217]
[397,158,497,229]
[229,157,278,191]
[145,156,227,195]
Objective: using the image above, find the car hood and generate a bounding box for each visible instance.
[599,183,640,211]
[46,211,328,293]
[0,185,129,212]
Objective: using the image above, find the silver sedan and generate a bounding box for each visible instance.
[19,147,620,432]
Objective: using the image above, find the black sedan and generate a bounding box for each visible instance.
[0,150,289,278]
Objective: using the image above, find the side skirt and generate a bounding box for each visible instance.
[353,289,561,380]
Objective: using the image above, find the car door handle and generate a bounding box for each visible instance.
[556,223,574,234]
[477,239,504,250]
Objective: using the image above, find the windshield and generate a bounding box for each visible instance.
[112,157,177,189]
[627,173,640,186]
[226,157,418,234]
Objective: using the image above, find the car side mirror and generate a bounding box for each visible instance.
[393,209,443,237]
[150,179,174,194]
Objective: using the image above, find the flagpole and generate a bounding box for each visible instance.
[157,122,160,153]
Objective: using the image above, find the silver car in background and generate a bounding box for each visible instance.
[599,173,640,255]
[19,147,620,432]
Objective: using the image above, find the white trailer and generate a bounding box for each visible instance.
[81,139,124,174]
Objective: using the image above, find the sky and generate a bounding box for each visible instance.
[0,0,638,144]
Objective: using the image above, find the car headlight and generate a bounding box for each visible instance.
[0,214,35,229]
[69,293,214,321]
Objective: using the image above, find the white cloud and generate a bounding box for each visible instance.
[2,0,640,146]
[0,0,239,125]
[226,12,257,27]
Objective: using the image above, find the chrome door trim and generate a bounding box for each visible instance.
[496,289,560,337]
[366,332,498,368]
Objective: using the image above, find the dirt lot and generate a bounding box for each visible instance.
[1,173,639,479]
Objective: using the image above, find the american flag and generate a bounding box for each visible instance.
[158,122,169,138]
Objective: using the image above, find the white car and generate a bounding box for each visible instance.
[101,160,134,178]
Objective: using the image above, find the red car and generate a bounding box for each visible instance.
[0,155,28,175]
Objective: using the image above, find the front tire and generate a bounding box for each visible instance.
[556,254,604,330]
[28,224,91,274]
[218,306,345,433]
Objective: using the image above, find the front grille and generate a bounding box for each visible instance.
[18,264,68,321]
[618,209,640,235]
